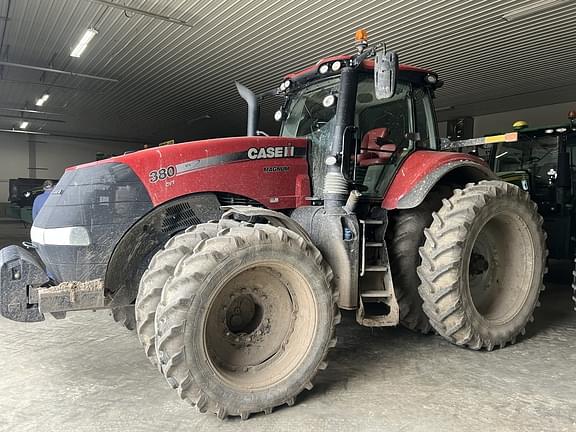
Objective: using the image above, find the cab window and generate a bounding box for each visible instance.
[354,76,411,195]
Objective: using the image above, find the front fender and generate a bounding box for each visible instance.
[382,150,495,210]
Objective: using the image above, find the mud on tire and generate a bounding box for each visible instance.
[417,180,547,350]
[135,223,219,367]
[154,223,338,419]
[388,189,450,333]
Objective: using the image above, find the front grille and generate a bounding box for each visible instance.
[216,192,262,207]
[161,202,202,233]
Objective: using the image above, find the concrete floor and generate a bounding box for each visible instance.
[1,218,576,432]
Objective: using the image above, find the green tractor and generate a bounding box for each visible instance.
[445,112,576,305]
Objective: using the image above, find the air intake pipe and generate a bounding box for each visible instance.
[323,66,358,209]
[236,82,259,136]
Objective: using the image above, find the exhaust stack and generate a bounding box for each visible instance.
[236,82,259,136]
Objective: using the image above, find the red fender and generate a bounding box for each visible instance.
[382,150,495,210]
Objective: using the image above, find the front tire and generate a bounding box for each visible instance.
[135,223,219,367]
[155,223,338,419]
[417,181,546,350]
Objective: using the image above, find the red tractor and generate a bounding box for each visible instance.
[0,31,546,419]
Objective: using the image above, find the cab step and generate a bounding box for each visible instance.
[357,216,399,327]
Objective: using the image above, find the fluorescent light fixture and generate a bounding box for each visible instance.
[495,151,509,159]
[502,0,572,22]
[19,121,29,129]
[436,106,454,112]
[35,93,50,106]
[70,28,98,58]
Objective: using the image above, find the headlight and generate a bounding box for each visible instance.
[274,109,284,122]
[322,94,337,108]
[279,82,286,91]
[556,127,567,133]
[31,226,91,246]
[319,64,329,74]
[544,129,554,134]
[283,79,291,89]
[331,61,342,72]
[325,155,338,166]
[425,74,438,84]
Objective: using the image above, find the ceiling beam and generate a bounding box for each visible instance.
[0,129,50,135]
[0,61,118,82]
[0,128,147,144]
[0,107,64,116]
[0,78,104,94]
[0,113,65,123]
[84,0,194,28]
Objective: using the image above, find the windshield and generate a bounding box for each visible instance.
[280,78,339,196]
[281,78,339,139]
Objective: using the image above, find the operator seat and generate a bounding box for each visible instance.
[357,127,397,167]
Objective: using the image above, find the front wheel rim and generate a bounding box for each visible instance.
[203,262,318,391]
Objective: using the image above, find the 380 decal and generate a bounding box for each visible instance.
[149,166,176,183]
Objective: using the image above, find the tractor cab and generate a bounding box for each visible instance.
[273,31,442,201]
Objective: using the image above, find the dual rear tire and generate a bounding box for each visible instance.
[417,181,547,349]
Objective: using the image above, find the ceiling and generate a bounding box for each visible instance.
[1,0,575,144]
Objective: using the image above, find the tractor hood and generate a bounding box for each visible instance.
[68,136,310,208]
[30,135,310,283]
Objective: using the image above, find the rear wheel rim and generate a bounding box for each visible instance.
[466,210,535,324]
[203,262,317,390]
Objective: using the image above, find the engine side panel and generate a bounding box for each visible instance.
[69,136,311,210]
[382,150,494,210]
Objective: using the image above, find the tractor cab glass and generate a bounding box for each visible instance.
[494,135,560,204]
[281,74,415,197]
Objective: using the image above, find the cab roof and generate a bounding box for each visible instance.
[285,54,435,83]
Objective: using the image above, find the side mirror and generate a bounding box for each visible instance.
[374,49,398,99]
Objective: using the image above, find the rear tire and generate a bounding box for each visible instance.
[388,189,450,333]
[135,223,218,367]
[154,223,338,419]
[417,181,546,350]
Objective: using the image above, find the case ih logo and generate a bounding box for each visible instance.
[247,146,295,160]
